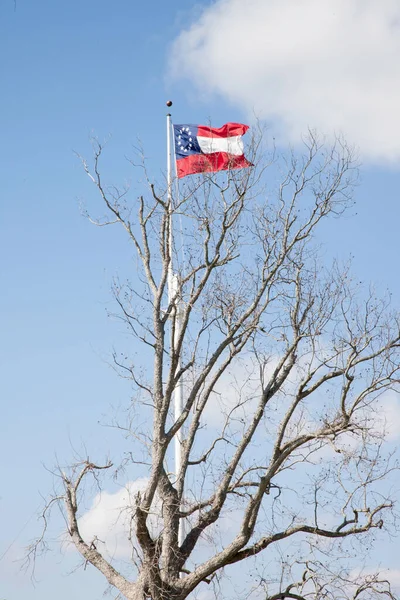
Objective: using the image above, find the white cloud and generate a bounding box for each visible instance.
[202,356,271,427]
[373,391,400,441]
[383,569,400,588]
[76,477,243,563]
[380,569,400,588]
[350,568,400,591]
[198,344,400,448]
[77,478,158,559]
[170,0,400,163]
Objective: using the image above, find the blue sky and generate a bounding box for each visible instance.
[1,1,400,599]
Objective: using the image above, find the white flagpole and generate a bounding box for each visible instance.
[166,103,185,548]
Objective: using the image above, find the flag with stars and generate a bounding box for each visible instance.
[173,123,252,178]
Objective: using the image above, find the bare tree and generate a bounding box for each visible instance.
[31,131,400,600]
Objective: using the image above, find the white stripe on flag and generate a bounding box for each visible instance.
[197,135,244,156]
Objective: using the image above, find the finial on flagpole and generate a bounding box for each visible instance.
[166,100,173,112]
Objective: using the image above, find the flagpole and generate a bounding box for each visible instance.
[166,103,185,549]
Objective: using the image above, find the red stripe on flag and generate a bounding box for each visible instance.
[196,123,249,139]
[176,152,252,179]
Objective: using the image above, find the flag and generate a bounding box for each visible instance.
[173,123,252,179]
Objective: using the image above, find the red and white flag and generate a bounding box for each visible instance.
[173,123,252,178]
